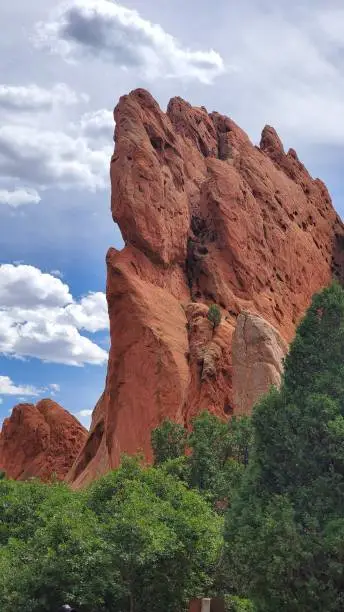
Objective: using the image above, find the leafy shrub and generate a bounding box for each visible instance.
[207,304,221,329]
[151,419,186,465]
[224,595,255,612]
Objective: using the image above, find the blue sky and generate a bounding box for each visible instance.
[1,0,344,428]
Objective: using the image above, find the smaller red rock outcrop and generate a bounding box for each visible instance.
[0,399,87,481]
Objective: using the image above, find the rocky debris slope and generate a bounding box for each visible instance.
[68,88,344,487]
[0,399,87,481]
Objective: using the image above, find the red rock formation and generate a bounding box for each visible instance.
[68,88,344,486]
[232,311,288,416]
[0,399,87,481]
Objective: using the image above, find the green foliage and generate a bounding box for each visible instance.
[188,413,251,502]
[283,281,344,408]
[224,594,255,612]
[157,455,191,484]
[189,411,229,492]
[151,419,187,465]
[207,304,222,329]
[88,458,223,612]
[0,478,53,545]
[152,412,253,510]
[225,282,344,611]
[0,456,222,612]
[0,481,117,612]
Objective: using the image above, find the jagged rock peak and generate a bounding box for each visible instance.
[260,124,285,156]
[68,88,344,486]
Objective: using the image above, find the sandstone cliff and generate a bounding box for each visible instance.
[0,399,87,481]
[68,88,344,487]
[232,312,289,416]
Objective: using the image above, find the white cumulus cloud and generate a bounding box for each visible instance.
[0,375,40,397]
[0,264,109,366]
[36,0,225,84]
[0,124,111,192]
[0,264,72,308]
[0,188,41,208]
[62,292,108,333]
[0,83,88,112]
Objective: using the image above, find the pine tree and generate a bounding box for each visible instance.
[225,283,344,611]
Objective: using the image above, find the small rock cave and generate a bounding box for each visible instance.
[150,136,164,152]
[224,403,234,416]
[186,237,208,294]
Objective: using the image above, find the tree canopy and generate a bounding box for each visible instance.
[152,411,252,509]
[0,458,223,612]
[225,282,344,611]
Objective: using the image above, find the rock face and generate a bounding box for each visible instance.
[68,88,344,486]
[0,399,87,481]
[232,312,289,415]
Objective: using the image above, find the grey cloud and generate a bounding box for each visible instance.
[0,124,111,191]
[0,83,87,112]
[36,0,226,84]
[62,6,141,66]
[77,109,114,143]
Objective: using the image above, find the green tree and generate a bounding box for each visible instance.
[283,281,344,409]
[152,412,252,509]
[189,412,237,497]
[151,419,187,465]
[225,283,344,611]
[0,478,52,545]
[188,412,252,506]
[208,304,221,329]
[0,483,121,612]
[86,457,223,612]
[0,458,222,612]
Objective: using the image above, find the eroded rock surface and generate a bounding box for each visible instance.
[0,399,87,481]
[232,311,289,415]
[69,88,344,486]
